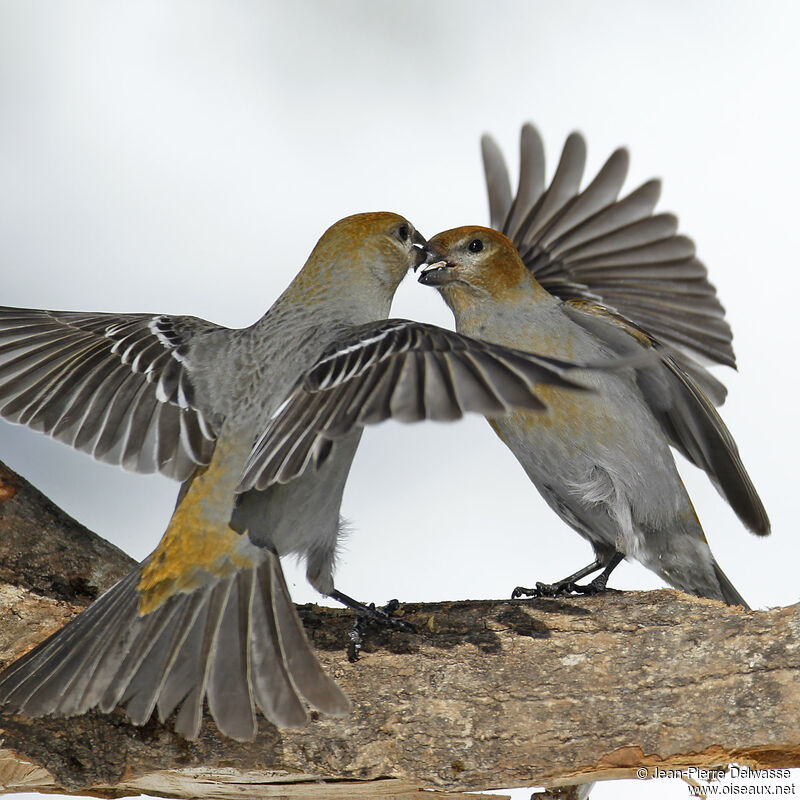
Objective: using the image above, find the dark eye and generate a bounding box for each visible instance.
[397,224,410,242]
[468,239,484,253]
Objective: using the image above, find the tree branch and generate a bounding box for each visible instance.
[0,461,797,798]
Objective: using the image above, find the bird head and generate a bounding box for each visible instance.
[417,226,539,313]
[294,213,428,317]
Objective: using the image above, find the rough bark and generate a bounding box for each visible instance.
[0,460,797,799]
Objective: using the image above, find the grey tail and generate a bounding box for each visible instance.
[711,560,749,610]
[0,552,350,740]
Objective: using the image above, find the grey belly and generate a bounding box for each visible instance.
[229,430,364,592]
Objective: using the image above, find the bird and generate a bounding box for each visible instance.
[417,125,769,607]
[0,210,593,740]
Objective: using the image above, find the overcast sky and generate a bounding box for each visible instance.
[2,2,798,799]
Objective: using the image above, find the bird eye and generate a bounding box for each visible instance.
[397,224,410,242]
[468,239,484,253]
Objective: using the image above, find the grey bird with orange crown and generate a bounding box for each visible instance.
[418,125,768,606]
[0,211,594,739]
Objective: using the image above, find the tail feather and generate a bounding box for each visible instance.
[657,557,750,610]
[171,577,231,739]
[249,564,308,727]
[712,560,750,610]
[268,558,351,716]
[642,532,750,610]
[206,570,257,741]
[0,571,140,712]
[0,552,350,740]
[100,592,202,714]
[154,598,209,722]
[121,594,201,725]
[58,577,148,714]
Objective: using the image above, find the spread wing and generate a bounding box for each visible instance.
[562,300,769,536]
[0,307,219,480]
[482,123,735,399]
[238,319,588,491]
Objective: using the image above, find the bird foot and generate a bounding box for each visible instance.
[357,598,416,632]
[329,589,415,631]
[331,592,415,662]
[512,575,610,599]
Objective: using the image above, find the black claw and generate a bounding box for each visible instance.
[346,617,366,662]
[512,577,611,599]
[511,582,563,599]
[537,581,571,597]
[331,590,415,661]
[585,574,610,594]
[512,554,623,600]
[559,576,610,596]
[362,599,416,633]
[383,598,400,615]
[330,589,415,629]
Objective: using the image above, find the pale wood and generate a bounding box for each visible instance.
[0,461,797,798]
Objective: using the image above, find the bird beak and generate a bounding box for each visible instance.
[417,252,458,286]
[411,232,437,271]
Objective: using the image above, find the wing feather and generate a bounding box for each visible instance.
[561,300,768,535]
[484,125,736,379]
[481,133,513,229]
[239,320,586,491]
[0,307,218,479]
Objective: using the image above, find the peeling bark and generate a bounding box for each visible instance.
[0,461,797,798]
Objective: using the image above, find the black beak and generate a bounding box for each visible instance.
[411,231,437,271]
[417,255,456,286]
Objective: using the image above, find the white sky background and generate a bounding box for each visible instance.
[1,2,798,799]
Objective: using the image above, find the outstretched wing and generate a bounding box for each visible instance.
[238,319,588,491]
[0,307,219,480]
[561,300,769,536]
[482,123,735,390]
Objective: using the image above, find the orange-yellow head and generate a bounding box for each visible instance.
[418,226,548,314]
[287,212,427,314]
